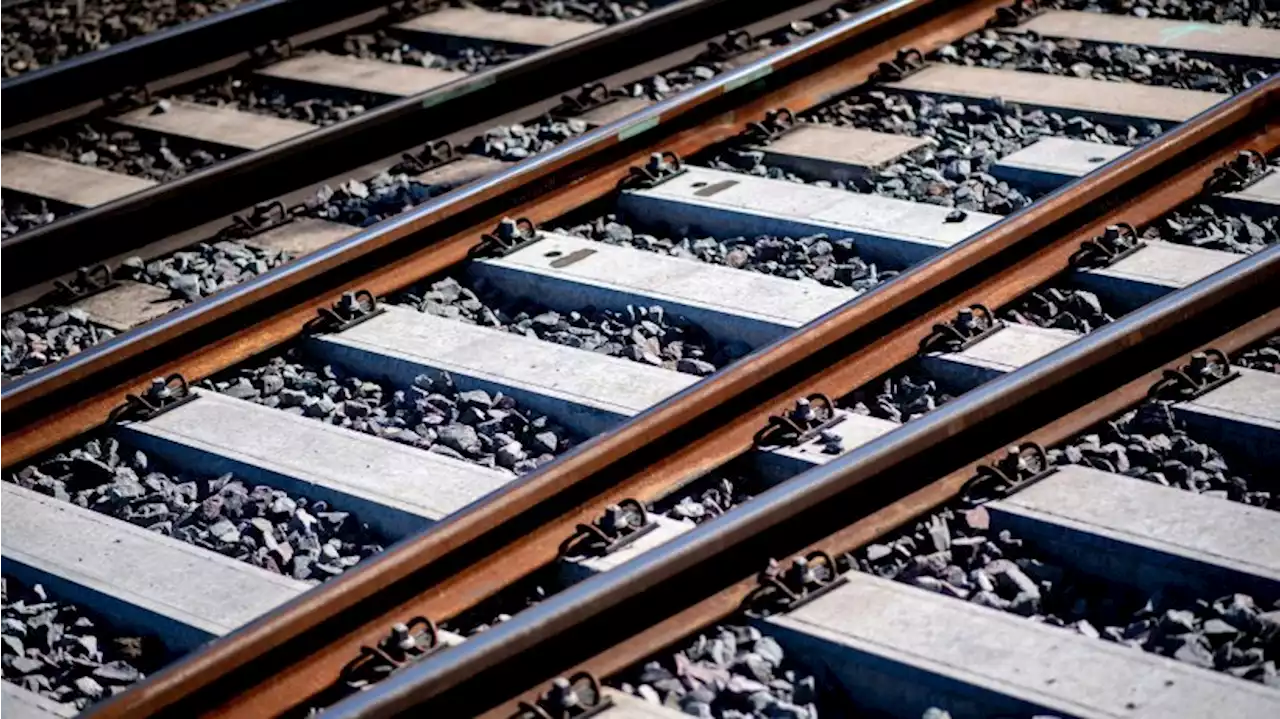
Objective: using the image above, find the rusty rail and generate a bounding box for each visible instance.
[56,3,1278,718]
[324,243,1280,717]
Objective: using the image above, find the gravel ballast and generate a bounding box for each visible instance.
[716,92,1158,215]
[851,504,1280,685]
[1144,200,1279,254]
[557,214,901,290]
[2,306,116,381]
[16,123,228,183]
[179,76,379,127]
[8,435,386,583]
[611,623,826,719]
[204,349,576,473]
[1236,334,1280,374]
[467,118,591,162]
[116,238,292,301]
[1,195,65,240]
[395,274,738,376]
[1001,286,1115,334]
[2,576,165,711]
[478,0,651,24]
[939,29,1277,95]
[1051,398,1275,509]
[1045,0,1280,27]
[302,173,436,227]
[2,0,254,77]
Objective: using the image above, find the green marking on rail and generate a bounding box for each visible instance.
[422,74,498,109]
[724,64,773,93]
[1160,23,1226,42]
[618,116,661,142]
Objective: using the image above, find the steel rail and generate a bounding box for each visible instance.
[480,304,1280,719]
[272,67,1280,701]
[63,2,1004,717]
[83,62,1277,719]
[1,0,769,286]
[325,241,1280,719]
[0,0,392,128]
[1,0,962,437]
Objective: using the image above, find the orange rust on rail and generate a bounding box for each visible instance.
[72,9,1273,719]
[199,47,1277,719]
[482,300,1280,719]
[41,4,1000,719]
[188,6,1013,719]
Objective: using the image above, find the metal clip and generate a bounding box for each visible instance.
[101,85,151,115]
[744,551,847,615]
[549,83,615,120]
[218,201,300,242]
[516,673,614,719]
[335,617,447,693]
[108,374,200,424]
[986,0,1042,29]
[617,152,685,190]
[47,264,119,305]
[306,290,384,335]
[387,0,435,21]
[744,108,797,145]
[1204,149,1270,195]
[1149,349,1239,402]
[869,48,926,83]
[959,443,1055,505]
[559,499,657,558]
[474,217,541,258]
[249,38,294,67]
[920,304,1002,354]
[753,393,844,449]
[1069,223,1145,270]
[391,139,458,176]
[702,29,757,64]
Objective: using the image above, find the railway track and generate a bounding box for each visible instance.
[1,0,1278,717]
